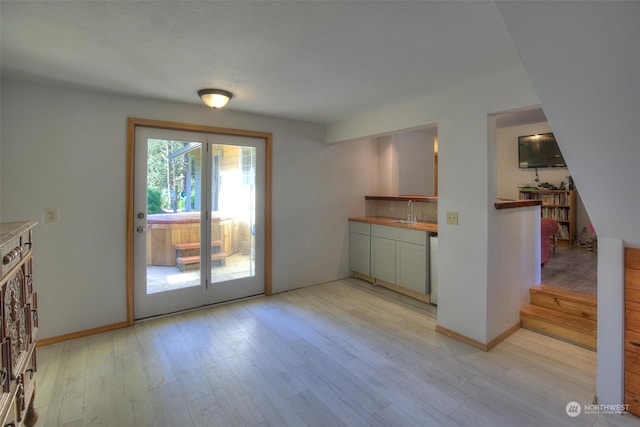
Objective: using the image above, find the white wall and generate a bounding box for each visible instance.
[328,1,638,404]
[376,134,398,195]
[497,1,640,406]
[375,130,436,197]
[328,66,541,344]
[496,122,592,235]
[398,131,435,196]
[487,205,539,342]
[487,115,540,343]
[0,79,379,339]
[3,5,633,407]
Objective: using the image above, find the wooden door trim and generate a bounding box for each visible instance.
[126,117,273,325]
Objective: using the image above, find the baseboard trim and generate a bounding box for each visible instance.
[353,272,375,283]
[36,320,130,347]
[435,322,520,352]
[486,323,521,350]
[375,279,431,304]
[352,273,432,304]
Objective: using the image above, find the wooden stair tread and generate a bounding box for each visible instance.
[521,285,598,350]
[531,284,597,306]
[520,305,596,333]
[529,284,597,321]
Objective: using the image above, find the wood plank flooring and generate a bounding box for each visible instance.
[34,278,637,427]
[542,244,597,295]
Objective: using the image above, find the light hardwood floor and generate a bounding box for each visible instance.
[542,244,597,295]
[35,278,636,427]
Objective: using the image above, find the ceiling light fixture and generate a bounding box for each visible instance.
[198,89,233,109]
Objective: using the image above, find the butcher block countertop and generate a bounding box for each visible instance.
[349,216,438,233]
[365,195,438,203]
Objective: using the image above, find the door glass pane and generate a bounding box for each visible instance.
[210,144,255,283]
[146,139,202,294]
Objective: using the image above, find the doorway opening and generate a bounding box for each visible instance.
[493,106,596,296]
[126,118,272,323]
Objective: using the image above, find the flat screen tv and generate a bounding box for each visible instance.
[518,132,566,168]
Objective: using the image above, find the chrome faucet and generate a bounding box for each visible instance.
[407,200,416,222]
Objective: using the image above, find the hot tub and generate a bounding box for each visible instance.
[146,212,239,266]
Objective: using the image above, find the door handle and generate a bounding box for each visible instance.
[136,226,146,233]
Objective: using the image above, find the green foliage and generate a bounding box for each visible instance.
[147,187,163,214]
[147,139,199,212]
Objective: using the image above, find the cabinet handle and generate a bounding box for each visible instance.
[5,422,16,427]
[2,247,22,265]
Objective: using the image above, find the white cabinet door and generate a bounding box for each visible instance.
[349,221,371,276]
[364,224,431,298]
[371,236,396,284]
[396,241,427,293]
[349,232,371,275]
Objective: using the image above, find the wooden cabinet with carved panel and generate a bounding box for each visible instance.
[0,221,38,427]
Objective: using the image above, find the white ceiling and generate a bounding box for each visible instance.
[1,1,543,126]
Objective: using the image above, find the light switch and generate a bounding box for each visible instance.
[446,211,458,225]
[45,208,58,224]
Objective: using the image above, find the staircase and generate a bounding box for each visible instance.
[520,285,597,350]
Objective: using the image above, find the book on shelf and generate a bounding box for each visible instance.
[541,207,569,221]
[519,191,569,206]
[519,189,576,243]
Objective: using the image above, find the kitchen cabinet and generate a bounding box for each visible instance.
[396,240,427,294]
[349,221,371,276]
[371,236,396,284]
[348,218,434,303]
[370,224,429,296]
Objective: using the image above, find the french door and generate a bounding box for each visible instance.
[129,120,269,320]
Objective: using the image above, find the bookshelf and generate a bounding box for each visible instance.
[519,189,576,244]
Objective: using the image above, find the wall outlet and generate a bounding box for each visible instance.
[45,208,58,224]
[446,211,459,225]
